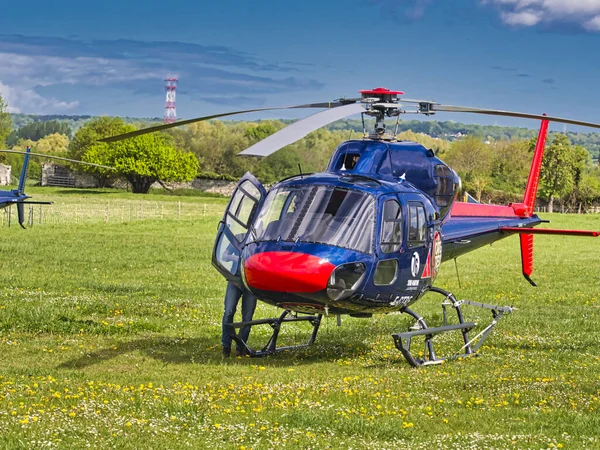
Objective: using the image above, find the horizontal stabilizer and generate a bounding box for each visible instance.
[15,201,54,205]
[501,227,599,237]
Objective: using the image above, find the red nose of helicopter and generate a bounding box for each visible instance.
[243,252,336,293]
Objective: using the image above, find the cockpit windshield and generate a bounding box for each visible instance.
[253,186,375,254]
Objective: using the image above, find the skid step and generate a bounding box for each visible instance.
[393,322,476,340]
[393,322,477,367]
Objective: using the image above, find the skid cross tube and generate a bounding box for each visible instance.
[228,310,322,357]
[392,287,514,367]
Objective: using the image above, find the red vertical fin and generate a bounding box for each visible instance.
[516,117,548,286]
[522,117,550,216]
[520,234,536,286]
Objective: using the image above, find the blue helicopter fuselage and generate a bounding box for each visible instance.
[213,139,541,316]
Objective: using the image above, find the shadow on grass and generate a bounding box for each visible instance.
[58,333,374,370]
[55,189,116,196]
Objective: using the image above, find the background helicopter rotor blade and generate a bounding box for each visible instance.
[431,105,600,129]
[239,103,366,157]
[98,99,361,143]
[0,149,116,170]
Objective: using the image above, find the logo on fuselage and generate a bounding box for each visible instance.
[411,252,420,278]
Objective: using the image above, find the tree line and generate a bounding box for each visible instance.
[1,94,599,208]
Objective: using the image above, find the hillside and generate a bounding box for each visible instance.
[9,114,600,160]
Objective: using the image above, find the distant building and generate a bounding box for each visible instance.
[41,164,98,188]
[0,164,11,186]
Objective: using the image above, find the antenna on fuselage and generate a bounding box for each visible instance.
[454,258,462,289]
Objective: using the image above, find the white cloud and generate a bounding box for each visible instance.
[0,81,79,114]
[500,10,542,26]
[485,0,600,30]
[0,36,322,115]
[583,15,600,30]
[0,51,159,114]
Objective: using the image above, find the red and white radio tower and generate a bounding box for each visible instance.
[164,77,178,123]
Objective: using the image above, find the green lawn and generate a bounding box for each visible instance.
[0,192,599,449]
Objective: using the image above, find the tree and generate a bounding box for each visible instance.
[6,120,71,147]
[81,123,199,194]
[0,95,12,149]
[244,122,278,141]
[68,116,128,161]
[36,133,70,155]
[10,139,40,180]
[69,117,137,186]
[539,134,578,213]
[576,171,600,212]
[489,140,531,194]
[444,136,494,202]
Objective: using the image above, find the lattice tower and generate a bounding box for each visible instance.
[164,77,178,123]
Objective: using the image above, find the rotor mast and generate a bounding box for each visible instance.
[359,88,405,140]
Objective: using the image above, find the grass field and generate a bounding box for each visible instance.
[1,190,599,449]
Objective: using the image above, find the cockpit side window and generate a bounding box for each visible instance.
[408,203,427,247]
[380,199,403,253]
[434,164,456,216]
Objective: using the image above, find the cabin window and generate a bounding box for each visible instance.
[374,259,398,286]
[214,232,240,275]
[335,153,360,171]
[434,164,456,211]
[380,199,403,253]
[408,203,427,246]
[225,180,261,243]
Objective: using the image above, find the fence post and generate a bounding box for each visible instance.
[203,204,206,217]
[28,206,33,227]
[39,205,42,225]
[105,202,110,224]
[139,201,143,220]
[178,201,181,220]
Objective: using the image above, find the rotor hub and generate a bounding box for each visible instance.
[359,87,404,104]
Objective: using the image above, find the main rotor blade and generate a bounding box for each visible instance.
[432,105,600,129]
[239,103,366,157]
[0,150,116,170]
[98,100,360,143]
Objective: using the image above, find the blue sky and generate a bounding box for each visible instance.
[1,0,600,131]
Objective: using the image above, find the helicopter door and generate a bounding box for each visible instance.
[212,173,266,285]
[373,196,404,297]
[406,202,430,282]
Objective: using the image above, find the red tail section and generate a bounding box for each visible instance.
[522,117,550,216]
[520,234,536,286]
[516,117,549,285]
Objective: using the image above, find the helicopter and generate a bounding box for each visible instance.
[101,87,600,366]
[0,146,115,228]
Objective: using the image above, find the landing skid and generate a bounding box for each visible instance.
[392,287,514,367]
[228,310,322,357]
